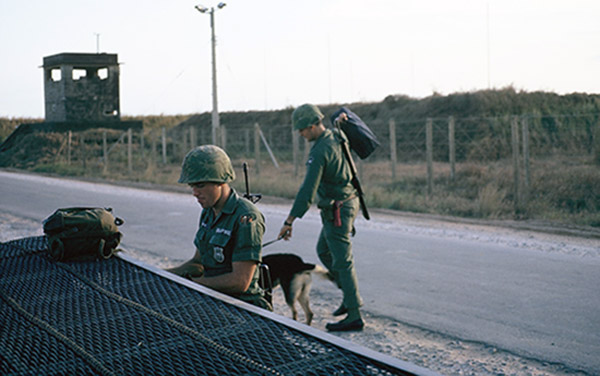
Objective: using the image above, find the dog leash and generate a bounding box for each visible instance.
[262,236,284,248]
[262,229,289,248]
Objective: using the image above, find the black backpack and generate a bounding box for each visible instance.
[43,207,124,261]
[330,107,380,159]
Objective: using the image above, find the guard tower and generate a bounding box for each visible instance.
[43,53,121,123]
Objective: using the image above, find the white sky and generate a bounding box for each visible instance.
[1,0,599,118]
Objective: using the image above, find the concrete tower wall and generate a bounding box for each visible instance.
[43,53,120,123]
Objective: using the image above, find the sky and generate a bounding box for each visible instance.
[1,0,599,118]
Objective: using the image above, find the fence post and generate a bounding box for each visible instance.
[448,116,456,180]
[594,119,600,164]
[292,124,299,177]
[161,127,167,164]
[151,131,157,167]
[127,128,133,174]
[67,130,72,165]
[190,126,196,149]
[103,130,108,173]
[511,116,521,213]
[521,117,530,205]
[389,119,397,180]
[245,129,250,154]
[140,129,145,159]
[257,123,279,169]
[254,123,261,175]
[426,118,433,196]
[304,138,310,161]
[80,133,86,169]
[220,125,227,150]
[180,129,186,159]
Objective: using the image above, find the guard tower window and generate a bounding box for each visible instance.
[98,67,108,80]
[50,68,61,82]
[72,69,87,81]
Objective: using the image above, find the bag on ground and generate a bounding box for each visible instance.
[42,207,124,261]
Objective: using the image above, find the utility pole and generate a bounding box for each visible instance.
[486,1,491,89]
[209,8,219,146]
[196,3,226,146]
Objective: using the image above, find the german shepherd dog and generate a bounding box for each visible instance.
[262,253,329,325]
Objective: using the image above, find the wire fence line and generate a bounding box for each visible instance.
[59,113,600,164]
[52,113,599,212]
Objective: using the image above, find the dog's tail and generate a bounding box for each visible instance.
[311,264,333,281]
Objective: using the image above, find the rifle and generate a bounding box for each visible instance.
[334,113,370,220]
[242,162,262,204]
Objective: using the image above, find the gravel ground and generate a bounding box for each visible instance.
[1,210,596,376]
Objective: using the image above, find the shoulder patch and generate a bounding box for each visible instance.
[239,215,255,224]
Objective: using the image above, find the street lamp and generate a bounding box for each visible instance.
[195,3,226,146]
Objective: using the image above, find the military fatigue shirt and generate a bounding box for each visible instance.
[290,128,356,219]
[193,188,265,303]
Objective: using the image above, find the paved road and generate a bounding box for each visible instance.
[2,170,599,374]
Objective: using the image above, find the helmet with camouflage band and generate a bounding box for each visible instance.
[178,145,236,184]
[292,103,324,131]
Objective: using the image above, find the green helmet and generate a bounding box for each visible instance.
[178,145,236,184]
[292,103,324,130]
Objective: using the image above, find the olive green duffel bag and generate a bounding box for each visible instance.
[42,207,124,261]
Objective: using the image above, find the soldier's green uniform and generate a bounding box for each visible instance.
[289,110,363,313]
[167,145,271,310]
[192,188,269,308]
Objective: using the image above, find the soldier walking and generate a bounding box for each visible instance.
[278,104,364,331]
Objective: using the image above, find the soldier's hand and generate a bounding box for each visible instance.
[278,225,292,240]
[334,112,348,126]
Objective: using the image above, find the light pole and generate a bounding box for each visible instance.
[195,2,226,146]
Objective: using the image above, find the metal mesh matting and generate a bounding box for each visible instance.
[0,236,429,376]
